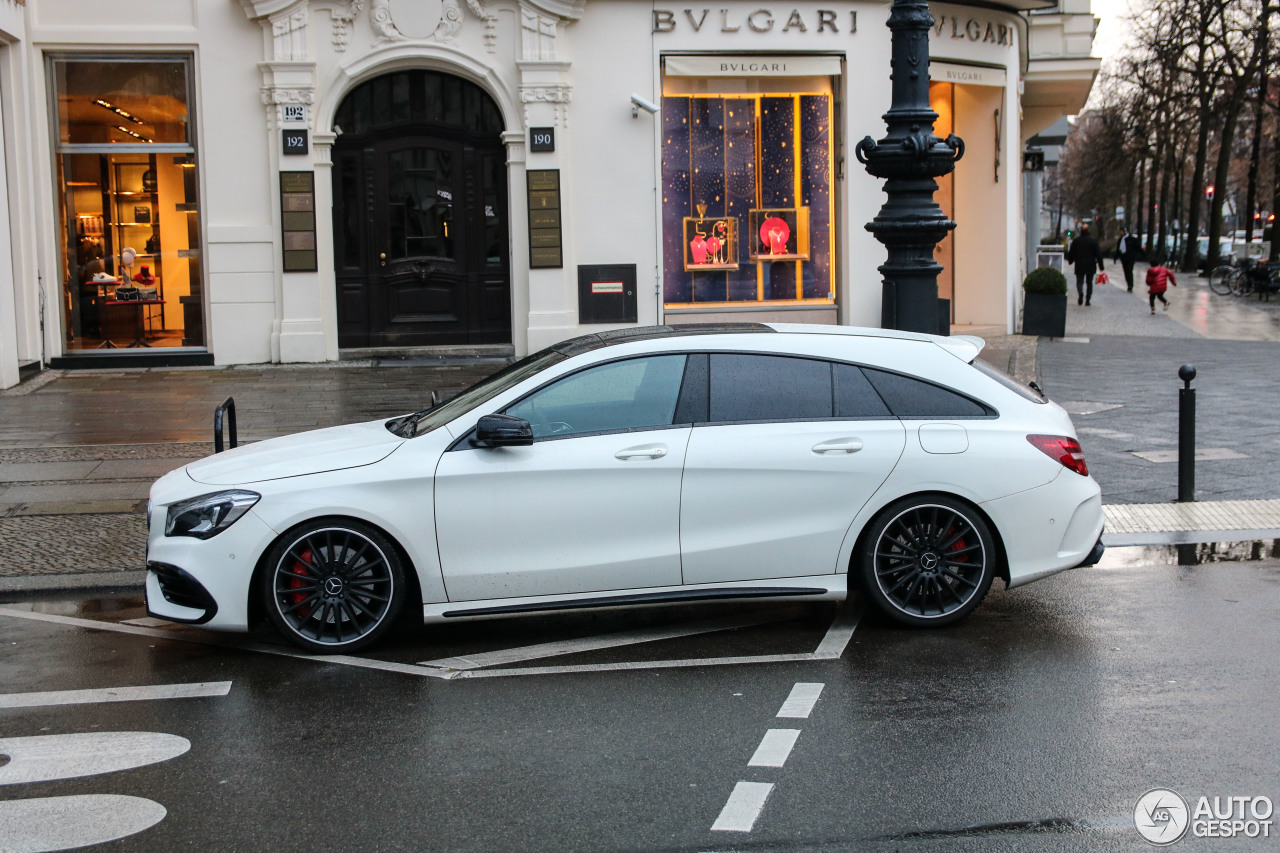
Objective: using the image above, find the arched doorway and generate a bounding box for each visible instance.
[331,70,510,348]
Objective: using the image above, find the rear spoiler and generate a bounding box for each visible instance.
[935,335,985,363]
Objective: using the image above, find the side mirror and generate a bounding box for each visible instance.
[472,414,534,448]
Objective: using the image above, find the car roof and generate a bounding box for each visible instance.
[551,323,984,363]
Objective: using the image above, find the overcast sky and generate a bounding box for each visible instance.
[1090,0,1135,68]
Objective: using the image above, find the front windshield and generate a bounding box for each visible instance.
[396,348,568,438]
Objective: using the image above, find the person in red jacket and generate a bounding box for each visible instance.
[1145,264,1177,314]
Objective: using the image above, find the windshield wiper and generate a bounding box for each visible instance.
[389,390,444,438]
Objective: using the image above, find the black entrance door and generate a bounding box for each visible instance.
[332,71,510,348]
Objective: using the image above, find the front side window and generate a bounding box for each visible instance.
[506,355,688,439]
[52,56,204,353]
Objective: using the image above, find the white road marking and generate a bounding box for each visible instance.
[0,598,863,681]
[711,781,775,832]
[776,682,825,718]
[812,602,860,658]
[0,607,457,680]
[0,732,190,786]
[747,729,800,768]
[0,794,166,852]
[419,612,786,669]
[0,682,231,710]
[455,652,815,678]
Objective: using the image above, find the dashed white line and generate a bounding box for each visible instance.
[0,682,231,710]
[711,781,775,832]
[776,681,825,718]
[747,729,800,768]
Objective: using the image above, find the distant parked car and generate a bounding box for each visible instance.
[1196,236,1236,269]
[146,324,1106,652]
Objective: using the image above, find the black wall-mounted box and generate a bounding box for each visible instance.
[578,264,637,324]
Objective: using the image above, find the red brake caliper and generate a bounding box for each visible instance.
[288,548,313,617]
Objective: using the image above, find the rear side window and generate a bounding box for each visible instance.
[709,354,831,422]
[834,363,892,418]
[861,367,989,418]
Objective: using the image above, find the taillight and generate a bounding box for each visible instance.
[1027,434,1089,476]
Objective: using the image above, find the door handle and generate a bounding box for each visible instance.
[615,446,667,460]
[811,439,864,454]
[379,252,387,267]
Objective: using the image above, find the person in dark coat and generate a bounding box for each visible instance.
[1114,226,1143,292]
[1066,223,1106,305]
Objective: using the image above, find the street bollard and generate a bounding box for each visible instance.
[1178,365,1196,502]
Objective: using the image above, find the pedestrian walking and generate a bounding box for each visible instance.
[1145,263,1177,314]
[1066,223,1106,305]
[1114,226,1143,292]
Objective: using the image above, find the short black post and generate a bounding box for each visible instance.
[1178,365,1196,502]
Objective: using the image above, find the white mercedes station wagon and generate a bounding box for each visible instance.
[145,324,1105,652]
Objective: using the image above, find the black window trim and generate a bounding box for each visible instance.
[446,346,998,451]
[695,349,999,426]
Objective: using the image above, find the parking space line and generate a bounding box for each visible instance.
[776,682,825,718]
[0,600,862,682]
[419,612,786,670]
[711,781,775,832]
[747,729,800,768]
[812,602,860,658]
[0,682,231,709]
[0,607,457,680]
[454,652,816,678]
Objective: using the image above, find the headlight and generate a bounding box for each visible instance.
[165,490,260,539]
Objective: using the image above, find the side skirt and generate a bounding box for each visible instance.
[423,575,848,623]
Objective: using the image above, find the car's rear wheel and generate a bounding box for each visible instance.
[263,520,405,652]
[857,496,996,627]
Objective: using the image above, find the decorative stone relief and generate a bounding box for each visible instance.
[331,0,365,52]
[262,88,316,128]
[520,8,557,60]
[519,84,571,128]
[365,0,496,52]
[271,6,309,61]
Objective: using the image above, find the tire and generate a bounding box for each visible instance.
[263,519,406,653]
[856,495,996,628]
[1208,265,1235,296]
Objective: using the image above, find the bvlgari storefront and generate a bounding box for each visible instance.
[8,0,1084,375]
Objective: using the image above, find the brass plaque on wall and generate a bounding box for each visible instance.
[526,169,562,269]
[280,171,318,272]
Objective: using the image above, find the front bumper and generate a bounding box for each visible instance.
[144,507,278,631]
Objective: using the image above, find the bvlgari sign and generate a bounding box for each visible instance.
[652,8,857,34]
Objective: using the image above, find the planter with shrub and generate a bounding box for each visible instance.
[1021,267,1068,337]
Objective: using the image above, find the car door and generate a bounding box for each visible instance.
[680,354,907,585]
[434,354,691,602]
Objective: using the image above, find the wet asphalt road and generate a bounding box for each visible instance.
[2,555,1279,852]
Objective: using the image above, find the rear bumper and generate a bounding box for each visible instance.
[1074,536,1106,568]
[982,471,1105,589]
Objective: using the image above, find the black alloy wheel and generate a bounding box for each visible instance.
[858,496,996,627]
[264,521,406,652]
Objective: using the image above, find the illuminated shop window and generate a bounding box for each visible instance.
[51,57,205,352]
[661,76,834,308]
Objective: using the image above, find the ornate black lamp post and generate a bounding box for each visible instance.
[856,0,965,335]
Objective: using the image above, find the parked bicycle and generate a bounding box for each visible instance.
[1208,257,1280,299]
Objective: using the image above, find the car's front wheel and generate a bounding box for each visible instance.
[857,496,996,627]
[263,520,405,652]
